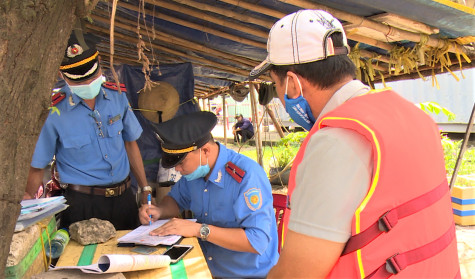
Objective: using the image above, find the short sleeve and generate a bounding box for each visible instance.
[233,164,275,254]
[31,116,58,169]
[119,93,142,142]
[288,127,373,243]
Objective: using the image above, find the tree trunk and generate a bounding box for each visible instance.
[0,0,96,274]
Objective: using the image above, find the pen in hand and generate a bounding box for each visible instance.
[147,193,152,226]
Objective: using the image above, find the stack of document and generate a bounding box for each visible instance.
[118,219,196,246]
[16,196,68,232]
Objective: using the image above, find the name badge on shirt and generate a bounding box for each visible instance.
[108,114,121,125]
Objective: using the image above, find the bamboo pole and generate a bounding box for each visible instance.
[98,3,400,75]
[118,1,266,49]
[265,104,285,139]
[142,0,396,67]
[88,16,253,77]
[249,84,263,166]
[222,94,228,146]
[213,0,411,64]
[217,0,287,19]
[278,0,468,55]
[347,34,393,51]
[88,17,258,68]
[170,0,274,29]
[143,0,269,39]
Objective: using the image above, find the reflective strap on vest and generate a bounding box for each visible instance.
[342,180,448,256]
[365,224,456,279]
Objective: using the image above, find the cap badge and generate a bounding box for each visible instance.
[67,44,84,58]
[244,188,262,211]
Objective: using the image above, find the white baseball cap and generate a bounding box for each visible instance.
[249,10,350,79]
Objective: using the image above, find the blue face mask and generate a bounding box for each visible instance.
[284,76,316,131]
[183,149,210,181]
[67,75,104,100]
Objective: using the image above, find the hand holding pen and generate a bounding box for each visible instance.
[147,193,152,226]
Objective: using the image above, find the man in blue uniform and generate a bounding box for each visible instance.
[139,111,279,278]
[232,114,254,143]
[24,24,151,230]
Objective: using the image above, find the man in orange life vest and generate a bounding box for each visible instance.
[250,10,460,278]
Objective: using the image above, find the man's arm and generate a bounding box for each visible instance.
[24,167,45,199]
[149,216,258,254]
[139,195,181,224]
[267,229,345,278]
[205,225,258,253]
[124,140,150,204]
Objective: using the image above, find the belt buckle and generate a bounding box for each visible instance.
[105,187,116,197]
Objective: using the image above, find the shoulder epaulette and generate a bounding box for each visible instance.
[103,81,127,92]
[51,91,66,106]
[225,161,246,183]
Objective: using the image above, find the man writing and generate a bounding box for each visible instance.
[250,9,459,278]
[139,111,278,278]
[232,114,254,143]
[24,24,151,230]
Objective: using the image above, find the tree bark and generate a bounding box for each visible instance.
[0,0,96,274]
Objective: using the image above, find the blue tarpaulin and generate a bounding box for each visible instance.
[111,63,199,182]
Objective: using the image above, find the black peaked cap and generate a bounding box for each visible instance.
[152,111,218,168]
[60,21,100,81]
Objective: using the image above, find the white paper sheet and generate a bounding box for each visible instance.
[18,196,67,221]
[52,254,171,274]
[117,219,196,246]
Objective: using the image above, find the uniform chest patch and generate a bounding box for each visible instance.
[108,114,121,125]
[244,188,262,211]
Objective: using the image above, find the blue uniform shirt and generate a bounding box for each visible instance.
[31,84,143,186]
[168,142,279,278]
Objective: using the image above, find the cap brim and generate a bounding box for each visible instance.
[249,59,272,80]
[161,152,188,169]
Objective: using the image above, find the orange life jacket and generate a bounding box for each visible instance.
[284,90,460,278]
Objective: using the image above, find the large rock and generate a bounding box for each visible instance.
[69,218,116,245]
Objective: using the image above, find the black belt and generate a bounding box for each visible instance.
[66,177,131,197]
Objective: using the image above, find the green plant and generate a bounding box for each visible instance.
[278,131,308,146]
[267,132,308,170]
[441,134,475,177]
[416,102,456,121]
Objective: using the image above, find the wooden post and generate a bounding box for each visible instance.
[265,104,285,139]
[249,84,263,166]
[222,94,227,146]
[207,99,211,112]
[449,101,475,190]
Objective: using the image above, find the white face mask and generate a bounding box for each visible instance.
[67,75,104,100]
